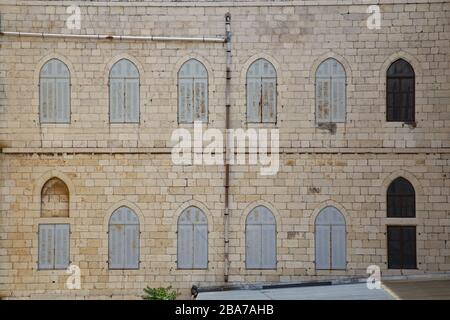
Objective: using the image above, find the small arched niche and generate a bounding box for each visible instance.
[41,177,69,218]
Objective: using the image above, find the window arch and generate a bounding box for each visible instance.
[386,59,415,122]
[245,206,276,269]
[177,206,208,269]
[41,177,69,218]
[315,58,346,123]
[246,58,277,123]
[108,206,139,269]
[109,59,140,123]
[387,177,415,218]
[178,59,208,123]
[39,59,70,123]
[315,206,346,270]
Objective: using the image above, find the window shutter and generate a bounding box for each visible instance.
[331,77,345,122]
[178,59,207,124]
[108,207,139,269]
[403,78,415,122]
[262,78,276,123]
[261,224,276,268]
[194,79,207,122]
[109,224,125,269]
[193,224,208,268]
[388,226,416,269]
[245,224,261,268]
[125,79,139,123]
[177,224,193,268]
[247,78,261,122]
[109,59,139,123]
[48,80,55,122]
[316,78,331,122]
[315,225,330,269]
[402,226,416,269]
[55,78,70,123]
[178,79,193,123]
[54,224,70,269]
[110,79,125,123]
[40,59,70,123]
[331,225,346,269]
[38,224,55,269]
[40,78,52,123]
[387,226,402,269]
[247,59,276,123]
[124,224,139,269]
[387,178,416,218]
[45,79,56,123]
[246,206,276,269]
[387,59,415,122]
[55,78,62,122]
[177,206,207,269]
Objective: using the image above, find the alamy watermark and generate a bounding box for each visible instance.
[171,122,279,176]
[366,265,382,289]
[66,5,81,30]
[66,264,81,290]
[367,5,381,30]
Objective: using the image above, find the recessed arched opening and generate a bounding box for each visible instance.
[41,177,69,218]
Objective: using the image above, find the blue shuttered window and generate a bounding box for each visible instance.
[39,59,70,123]
[315,206,346,270]
[108,206,140,269]
[38,224,70,270]
[316,58,346,123]
[246,206,276,269]
[246,59,277,123]
[109,59,140,123]
[177,206,208,269]
[178,59,208,123]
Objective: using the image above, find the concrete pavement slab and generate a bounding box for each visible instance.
[198,283,394,300]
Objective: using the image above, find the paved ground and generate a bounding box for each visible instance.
[382,279,450,300]
[198,282,394,300]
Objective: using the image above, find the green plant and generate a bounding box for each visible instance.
[142,286,178,300]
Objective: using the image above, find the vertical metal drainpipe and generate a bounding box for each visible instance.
[224,12,232,283]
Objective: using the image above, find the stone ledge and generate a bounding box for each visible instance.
[1,0,446,8]
[1,147,449,154]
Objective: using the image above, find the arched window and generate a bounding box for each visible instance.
[315,58,346,123]
[41,177,69,218]
[315,206,346,270]
[246,58,277,123]
[177,206,208,269]
[108,206,139,269]
[386,59,415,122]
[387,177,415,218]
[245,206,276,269]
[178,59,208,123]
[109,59,140,123]
[39,59,70,123]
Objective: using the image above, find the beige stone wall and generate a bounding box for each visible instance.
[0,1,449,149]
[0,152,449,298]
[0,0,449,299]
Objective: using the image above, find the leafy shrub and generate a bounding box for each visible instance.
[142,286,178,300]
